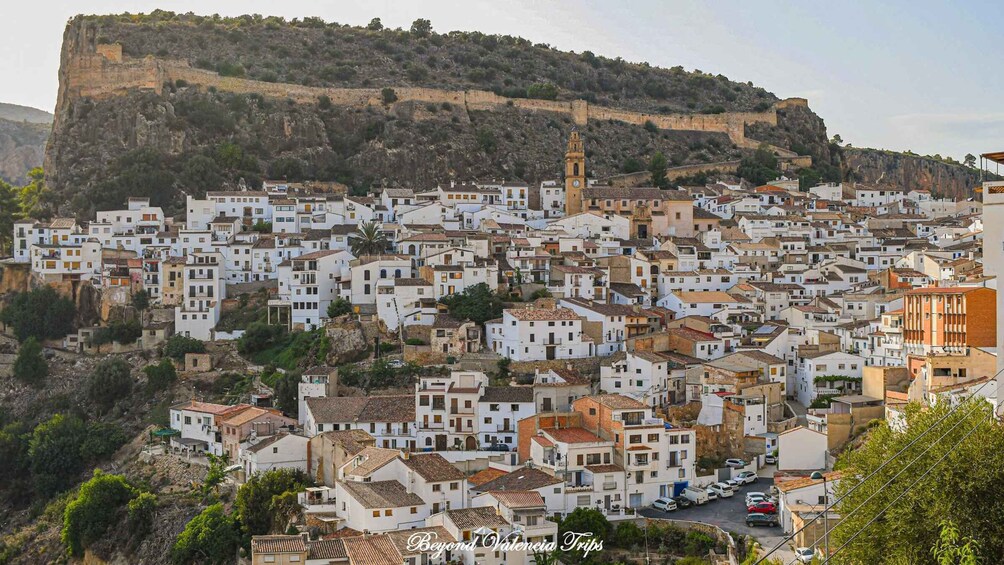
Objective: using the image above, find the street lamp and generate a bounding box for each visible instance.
[810,471,829,560]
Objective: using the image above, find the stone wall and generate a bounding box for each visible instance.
[62,45,809,155]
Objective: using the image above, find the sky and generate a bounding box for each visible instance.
[1,0,1000,162]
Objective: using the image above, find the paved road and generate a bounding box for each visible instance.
[639,477,796,563]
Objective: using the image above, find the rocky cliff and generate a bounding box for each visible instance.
[0,103,51,184]
[844,148,991,200]
[45,13,833,218]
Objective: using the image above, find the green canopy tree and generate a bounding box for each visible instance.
[235,468,310,537]
[0,286,76,342]
[649,151,669,189]
[831,400,1004,563]
[0,179,18,254]
[171,503,240,565]
[87,358,134,414]
[29,414,88,497]
[62,471,139,556]
[12,337,47,388]
[439,283,504,325]
[18,167,48,220]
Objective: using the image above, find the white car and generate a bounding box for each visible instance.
[745,492,769,506]
[725,458,746,468]
[709,482,734,498]
[765,454,778,465]
[735,471,758,485]
[725,479,741,490]
[652,497,677,512]
[705,487,719,501]
[794,547,815,563]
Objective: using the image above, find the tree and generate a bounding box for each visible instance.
[496,357,512,381]
[367,17,383,31]
[29,414,88,497]
[79,421,127,462]
[144,358,177,393]
[202,453,230,498]
[649,151,669,189]
[126,492,158,544]
[87,358,133,414]
[527,82,559,101]
[132,289,150,323]
[410,18,432,37]
[0,422,31,504]
[0,286,76,342]
[381,87,398,105]
[235,468,310,537]
[831,134,843,145]
[558,507,611,561]
[439,283,504,325]
[0,179,18,254]
[737,145,780,186]
[964,153,977,168]
[237,322,286,355]
[18,167,47,220]
[12,337,47,388]
[273,371,300,418]
[831,400,1004,563]
[171,503,240,565]
[327,298,352,318]
[349,222,388,257]
[163,334,206,361]
[62,470,139,556]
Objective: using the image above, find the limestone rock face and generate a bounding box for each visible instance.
[844,147,987,201]
[325,318,370,366]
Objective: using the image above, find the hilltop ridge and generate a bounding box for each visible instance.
[44,12,834,218]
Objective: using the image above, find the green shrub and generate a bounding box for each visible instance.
[405,338,425,346]
[62,471,139,556]
[163,334,206,360]
[381,87,398,104]
[171,503,240,564]
[87,358,133,414]
[527,82,558,100]
[144,358,177,393]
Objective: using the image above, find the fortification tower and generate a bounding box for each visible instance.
[564,130,586,215]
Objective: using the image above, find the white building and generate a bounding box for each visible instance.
[174,252,226,340]
[485,307,594,361]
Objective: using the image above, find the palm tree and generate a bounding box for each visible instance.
[350,222,388,257]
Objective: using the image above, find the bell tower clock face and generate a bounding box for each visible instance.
[572,180,581,188]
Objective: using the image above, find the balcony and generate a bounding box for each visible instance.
[566,484,593,493]
[541,337,563,346]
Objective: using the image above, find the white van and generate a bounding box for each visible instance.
[683,485,709,505]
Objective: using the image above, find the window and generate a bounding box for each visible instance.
[385,509,392,516]
[432,484,441,492]
[372,510,380,518]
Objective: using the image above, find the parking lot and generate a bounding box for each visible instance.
[638,476,795,562]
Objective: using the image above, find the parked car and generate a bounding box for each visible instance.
[705,487,719,501]
[484,443,510,452]
[725,458,746,468]
[652,497,678,512]
[765,453,778,465]
[735,471,758,485]
[684,486,709,505]
[745,492,769,506]
[387,359,404,368]
[673,496,693,509]
[709,482,734,498]
[747,501,778,514]
[725,479,741,491]
[745,512,779,527]
[794,547,815,564]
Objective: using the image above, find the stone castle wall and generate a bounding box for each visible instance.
[64,45,808,154]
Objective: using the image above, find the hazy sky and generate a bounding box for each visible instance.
[2,0,999,161]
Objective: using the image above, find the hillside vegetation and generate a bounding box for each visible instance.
[43,12,837,218]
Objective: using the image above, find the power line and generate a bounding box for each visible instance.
[788,395,988,564]
[754,373,1000,565]
[822,409,990,564]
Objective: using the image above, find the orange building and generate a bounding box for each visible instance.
[903,287,996,355]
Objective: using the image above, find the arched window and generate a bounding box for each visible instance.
[573,163,580,176]
[395,269,402,277]
[380,269,387,278]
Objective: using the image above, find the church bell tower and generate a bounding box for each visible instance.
[564,130,586,215]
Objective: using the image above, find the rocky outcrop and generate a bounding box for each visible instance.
[44,14,831,218]
[0,118,47,184]
[844,148,990,200]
